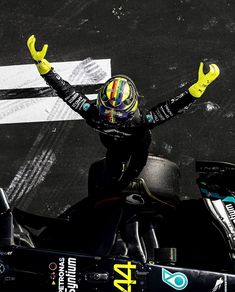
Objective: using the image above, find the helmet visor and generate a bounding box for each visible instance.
[98,99,138,124]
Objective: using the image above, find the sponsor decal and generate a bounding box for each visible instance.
[0,251,12,256]
[50,272,56,280]
[49,262,58,271]
[58,257,78,292]
[162,268,188,290]
[146,113,154,123]
[212,277,224,292]
[225,203,235,224]
[3,276,15,282]
[49,262,57,286]
[82,102,90,111]
[50,272,57,286]
[114,261,136,292]
[49,257,78,292]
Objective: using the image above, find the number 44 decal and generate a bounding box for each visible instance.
[113,262,136,292]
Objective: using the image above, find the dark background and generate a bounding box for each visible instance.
[0,0,234,216]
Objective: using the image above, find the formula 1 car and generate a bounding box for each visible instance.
[0,155,235,291]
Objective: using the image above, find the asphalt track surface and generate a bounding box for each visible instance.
[0,0,234,217]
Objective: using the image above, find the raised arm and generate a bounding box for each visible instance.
[27,35,92,118]
[145,62,220,127]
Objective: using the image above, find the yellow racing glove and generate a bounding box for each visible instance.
[189,62,220,98]
[27,35,52,75]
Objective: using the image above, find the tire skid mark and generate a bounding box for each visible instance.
[9,150,56,205]
[7,130,59,205]
[7,100,74,205]
[16,122,75,210]
[18,129,63,196]
[69,57,107,84]
[6,58,109,206]
[18,142,79,214]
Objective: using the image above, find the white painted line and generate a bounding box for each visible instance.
[0,58,111,124]
[0,95,96,124]
[0,58,111,89]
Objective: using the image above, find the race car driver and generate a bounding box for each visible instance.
[27,35,220,195]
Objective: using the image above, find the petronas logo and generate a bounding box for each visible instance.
[162,268,188,290]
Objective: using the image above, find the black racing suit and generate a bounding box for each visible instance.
[42,68,196,193]
[41,68,197,256]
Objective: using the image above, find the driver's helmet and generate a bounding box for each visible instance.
[97,75,139,124]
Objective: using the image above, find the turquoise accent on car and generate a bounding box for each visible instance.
[162,268,188,290]
[146,114,153,123]
[200,187,235,203]
[223,197,235,203]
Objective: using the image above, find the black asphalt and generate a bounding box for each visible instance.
[0,0,234,216]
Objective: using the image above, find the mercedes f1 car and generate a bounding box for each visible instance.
[0,155,235,291]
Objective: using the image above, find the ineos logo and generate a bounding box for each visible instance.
[0,263,6,274]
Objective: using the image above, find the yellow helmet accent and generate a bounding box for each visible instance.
[105,77,131,106]
[97,75,139,124]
